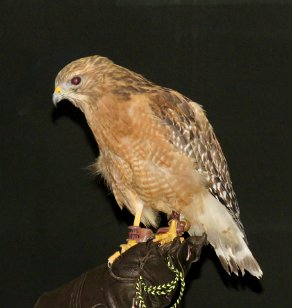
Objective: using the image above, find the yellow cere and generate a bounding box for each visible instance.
[55,86,62,94]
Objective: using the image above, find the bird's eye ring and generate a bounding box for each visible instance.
[71,76,81,85]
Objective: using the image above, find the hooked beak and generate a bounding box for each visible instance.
[52,86,63,106]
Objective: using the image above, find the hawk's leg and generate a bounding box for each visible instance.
[133,209,142,227]
[120,206,144,253]
[154,219,178,245]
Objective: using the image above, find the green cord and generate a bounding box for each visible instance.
[135,257,185,308]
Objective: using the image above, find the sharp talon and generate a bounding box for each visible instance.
[108,251,121,265]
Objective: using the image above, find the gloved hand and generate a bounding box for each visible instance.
[34,234,206,308]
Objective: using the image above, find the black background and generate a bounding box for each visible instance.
[1,1,291,307]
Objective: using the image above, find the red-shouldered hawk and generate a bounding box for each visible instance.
[53,55,262,278]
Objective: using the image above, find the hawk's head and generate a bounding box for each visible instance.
[53,55,114,111]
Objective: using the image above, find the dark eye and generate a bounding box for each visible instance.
[71,76,81,85]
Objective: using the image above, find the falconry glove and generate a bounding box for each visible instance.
[34,234,206,308]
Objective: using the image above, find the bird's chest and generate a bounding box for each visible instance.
[89,97,168,162]
[87,95,198,205]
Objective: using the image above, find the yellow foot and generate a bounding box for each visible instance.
[153,220,179,245]
[108,239,138,265]
[120,239,138,254]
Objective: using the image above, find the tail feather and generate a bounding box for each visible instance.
[214,237,263,278]
[187,193,263,279]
